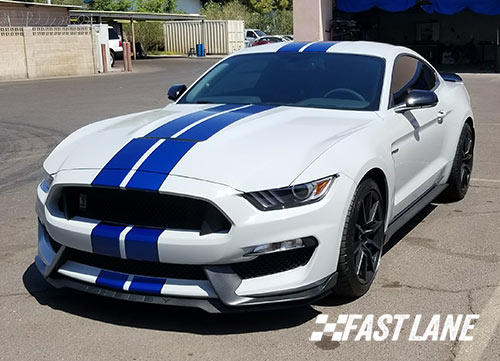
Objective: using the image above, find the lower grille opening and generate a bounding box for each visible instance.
[56,186,231,235]
[230,246,316,279]
[49,238,315,282]
[65,246,208,280]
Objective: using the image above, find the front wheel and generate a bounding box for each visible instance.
[334,178,385,298]
[439,123,474,202]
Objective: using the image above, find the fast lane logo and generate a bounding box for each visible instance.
[310,314,480,342]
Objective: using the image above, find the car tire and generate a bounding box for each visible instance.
[438,123,474,202]
[334,178,385,298]
[110,50,116,67]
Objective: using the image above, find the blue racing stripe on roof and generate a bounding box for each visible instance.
[124,226,164,262]
[91,223,126,258]
[125,139,195,191]
[92,138,157,187]
[277,42,311,52]
[129,276,165,294]
[179,104,275,141]
[96,270,128,290]
[302,41,338,52]
[146,104,242,138]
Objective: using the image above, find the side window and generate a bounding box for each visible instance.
[246,31,255,38]
[391,56,437,106]
[108,28,119,40]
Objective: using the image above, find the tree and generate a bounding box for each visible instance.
[88,0,132,11]
[249,0,290,13]
[136,0,177,13]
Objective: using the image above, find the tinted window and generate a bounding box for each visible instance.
[108,28,119,40]
[180,53,386,111]
[391,56,437,106]
[246,31,254,38]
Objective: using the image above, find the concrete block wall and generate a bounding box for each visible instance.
[0,28,27,81]
[0,26,95,81]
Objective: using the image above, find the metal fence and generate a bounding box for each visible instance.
[164,20,245,55]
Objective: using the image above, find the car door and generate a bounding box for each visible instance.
[386,55,450,217]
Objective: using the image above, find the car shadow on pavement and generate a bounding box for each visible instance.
[23,263,322,334]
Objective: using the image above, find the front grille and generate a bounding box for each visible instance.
[66,246,208,280]
[57,186,231,235]
[230,247,316,279]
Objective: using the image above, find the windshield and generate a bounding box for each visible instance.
[179,53,385,111]
[255,30,266,37]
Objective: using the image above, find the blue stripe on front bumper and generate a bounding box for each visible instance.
[96,270,128,290]
[125,226,164,262]
[91,223,126,258]
[129,276,166,294]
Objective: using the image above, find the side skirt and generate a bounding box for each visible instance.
[384,184,448,243]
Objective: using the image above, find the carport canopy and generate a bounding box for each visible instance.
[337,0,500,15]
[69,9,205,60]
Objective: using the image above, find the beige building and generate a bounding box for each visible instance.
[0,0,77,27]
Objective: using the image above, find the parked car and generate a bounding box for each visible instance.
[245,28,266,44]
[252,35,289,46]
[36,41,474,313]
[108,26,123,67]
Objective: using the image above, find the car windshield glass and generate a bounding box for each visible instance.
[255,30,266,37]
[180,53,385,111]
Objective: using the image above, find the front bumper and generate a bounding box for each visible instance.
[36,170,355,312]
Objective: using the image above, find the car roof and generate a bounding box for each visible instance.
[236,41,419,61]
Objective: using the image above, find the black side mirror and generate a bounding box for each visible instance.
[168,84,187,101]
[395,90,438,113]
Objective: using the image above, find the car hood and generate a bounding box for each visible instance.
[47,104,376,192]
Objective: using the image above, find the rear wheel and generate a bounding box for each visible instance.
[439,123,474,202]
[334,178,385,298]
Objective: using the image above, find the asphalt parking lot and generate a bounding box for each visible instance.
[1,57,499,361]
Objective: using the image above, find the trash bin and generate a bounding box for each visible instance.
[196,43,205,57]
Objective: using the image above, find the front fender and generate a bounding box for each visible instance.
[292,125,395,229]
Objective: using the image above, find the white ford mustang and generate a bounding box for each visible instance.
[35,41,474,312]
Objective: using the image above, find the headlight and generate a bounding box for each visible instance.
[40,171,54,192]
[243,176,335,211]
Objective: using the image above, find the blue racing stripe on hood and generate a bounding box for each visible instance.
[146,104,242,138]
[302,42,338,52]
[179,104,275,141]
[277,42,311,52]
[92,138,157,187]
[125,139,196,191]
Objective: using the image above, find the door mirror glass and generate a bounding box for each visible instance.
[168,84,187,101]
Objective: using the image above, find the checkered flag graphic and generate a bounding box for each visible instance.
[310,314,348,341]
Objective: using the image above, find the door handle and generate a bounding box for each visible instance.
[437,110,446,124]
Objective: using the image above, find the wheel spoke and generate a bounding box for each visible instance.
[368,200,379,223]
[356,252,364,274]
[363,220,383,235]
